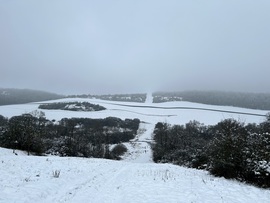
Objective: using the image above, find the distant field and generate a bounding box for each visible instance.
[0,97,268,125]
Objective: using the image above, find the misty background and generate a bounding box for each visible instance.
[1,0,270,95]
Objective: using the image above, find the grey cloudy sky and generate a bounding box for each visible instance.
[1,0,270,95]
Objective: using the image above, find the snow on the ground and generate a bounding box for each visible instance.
[145,92,153,104]
[121,122,155,163]
[1,147,270,203]
[1,95,270,202]
[0,97,268,125]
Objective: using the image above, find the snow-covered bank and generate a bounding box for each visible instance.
[1,147,269,203]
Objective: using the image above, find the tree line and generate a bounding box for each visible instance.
[0,112,140,160]
[66,93,147,103]
[153,91,270,110]
[0,88,63,106]
[152,117,270,188]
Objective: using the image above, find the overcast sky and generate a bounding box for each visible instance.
[1,0,270,95]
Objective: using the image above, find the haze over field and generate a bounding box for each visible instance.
[1,0,270,94]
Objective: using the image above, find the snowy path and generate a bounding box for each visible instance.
[120,92,155,163]
[1,148,270,203]
[145,92,153,104]
[121,122,155,163]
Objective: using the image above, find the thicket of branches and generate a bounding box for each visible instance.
[0,112,140,159]
[152,118,270,188]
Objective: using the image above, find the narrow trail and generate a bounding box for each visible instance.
[121,122,155,163]
[121,93,155,163]
[145,92,153,104]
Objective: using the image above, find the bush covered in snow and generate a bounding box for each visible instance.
[152,117,270,188]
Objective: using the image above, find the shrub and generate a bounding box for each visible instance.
[111,144,127,157]
[52,170,61,178]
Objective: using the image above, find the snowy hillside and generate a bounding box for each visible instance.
[1,147,270,203]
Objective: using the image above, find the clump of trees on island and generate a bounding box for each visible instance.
[0,112,140,160]
[38,102,106,112]
[152,117,270,188]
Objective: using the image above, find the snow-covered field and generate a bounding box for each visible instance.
[0,97,268,125]
[1,96,270,202]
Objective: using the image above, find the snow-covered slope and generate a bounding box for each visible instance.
[1,147,270,203]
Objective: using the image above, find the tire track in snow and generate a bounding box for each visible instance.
[105,103,266,117]
[110,109,176,117]
[90,166,129,203]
